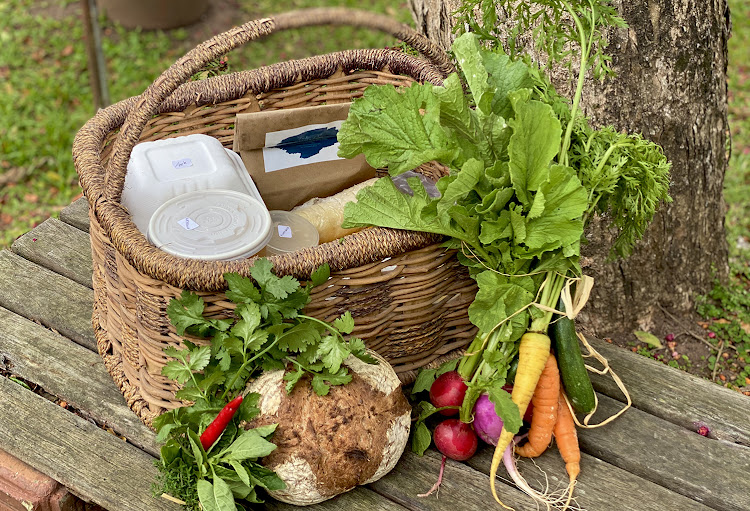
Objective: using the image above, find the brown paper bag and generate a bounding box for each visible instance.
[233,103,376,211]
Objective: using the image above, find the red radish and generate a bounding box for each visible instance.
[503,384,534,423]
[433,418,478,461]
[430,371,468,416]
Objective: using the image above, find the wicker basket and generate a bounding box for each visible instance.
[72,8,479,427]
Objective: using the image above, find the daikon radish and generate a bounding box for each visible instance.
[291,178,378,243]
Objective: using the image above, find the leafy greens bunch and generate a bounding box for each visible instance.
[152,259,376,511]
[337,0,670,428]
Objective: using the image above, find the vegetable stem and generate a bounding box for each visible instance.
[220,338,279,401]
[530,272,567,334]
[559,0,592,167]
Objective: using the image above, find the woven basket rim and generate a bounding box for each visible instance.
[73,47,449,291]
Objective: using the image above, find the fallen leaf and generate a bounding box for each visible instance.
[634,330,663,349]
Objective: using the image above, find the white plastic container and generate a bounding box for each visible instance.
[122,134,265,233]
[147,189,272,261]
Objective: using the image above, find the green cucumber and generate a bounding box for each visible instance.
[550,299,596,414]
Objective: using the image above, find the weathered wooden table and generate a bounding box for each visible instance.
[1,198,749,511]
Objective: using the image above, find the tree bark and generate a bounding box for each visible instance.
[408,0,731,338]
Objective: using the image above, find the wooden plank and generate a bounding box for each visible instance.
[369,449,540,511]
[0,250,95,351]
[467,442,713,511]
[268,487,408,511]
[11,218,93,289]
[0,375,181,511]
[0,305,159,456]
[59,197,90,232]
[586,336,750,446]
[574,393,750,511]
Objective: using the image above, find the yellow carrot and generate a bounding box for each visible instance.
[489,331,551,508]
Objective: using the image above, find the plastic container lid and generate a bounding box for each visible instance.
[147,189,272,261]
[264,211,320,256]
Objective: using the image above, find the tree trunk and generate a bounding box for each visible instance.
[408,0,731,339]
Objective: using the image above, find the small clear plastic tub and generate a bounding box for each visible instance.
[147,189,272,261]
[263,210,320,256]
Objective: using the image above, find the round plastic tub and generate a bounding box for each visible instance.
[147,189,272,261]
[263,210,320,256]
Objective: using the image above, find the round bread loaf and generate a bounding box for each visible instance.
[243,352,411,505]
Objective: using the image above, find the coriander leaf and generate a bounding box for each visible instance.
[198,370,226,395]
[507,92,562,207]
[283,368,305,394]
[221,430,277,461]
[348,338,378,364]
[236,393,260,423]
[311,369,352,396]
[232,303,261,339]
[338,82,460,174]
[175,386,205,402]
[167,291,208,336]
[332,311,355,335]
[161,360,193,384]
[263,275,300,301]
[487,383,522,435]
[243,330,269,353]
[185,346,210,373]
[224,273,261,304]
[276,321,320,353]
[318,335,351,374]
[311,375,330,396]
[197,477,236,511]
[309,263,331,287]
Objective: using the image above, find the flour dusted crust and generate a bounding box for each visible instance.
[243,352,411,505]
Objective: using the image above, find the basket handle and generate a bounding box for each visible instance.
[102,7,454,203]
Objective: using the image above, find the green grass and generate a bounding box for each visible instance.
[0,0,410,247]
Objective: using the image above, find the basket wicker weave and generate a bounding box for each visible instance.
[73,8,479,427]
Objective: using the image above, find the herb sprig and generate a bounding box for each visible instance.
[152,259,376,510]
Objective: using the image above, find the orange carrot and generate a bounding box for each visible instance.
[554,389,581,509]
[515,353,560,458]
[489,332,551,507]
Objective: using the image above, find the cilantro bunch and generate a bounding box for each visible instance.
[152,259,376,510]
[337,2,671,428]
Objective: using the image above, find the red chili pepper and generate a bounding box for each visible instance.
[200,395,244,450]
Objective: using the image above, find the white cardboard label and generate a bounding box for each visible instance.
[277,224,293,238]
[178,217,200,230]
[172,158,193,169]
